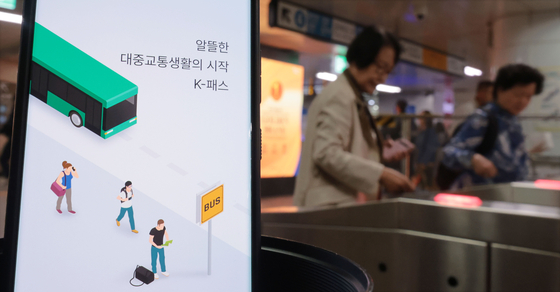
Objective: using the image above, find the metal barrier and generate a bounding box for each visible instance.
[262,195,560,291]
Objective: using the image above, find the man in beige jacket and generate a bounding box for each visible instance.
[294,27,414,207]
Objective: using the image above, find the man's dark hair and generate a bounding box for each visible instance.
[346,26,402,69]
[476,80,493,92]
[396,99,408,113]
[493,64,544,100]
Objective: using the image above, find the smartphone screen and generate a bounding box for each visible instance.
[3,0,259,291]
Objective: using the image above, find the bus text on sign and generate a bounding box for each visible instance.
[201,185,224,224]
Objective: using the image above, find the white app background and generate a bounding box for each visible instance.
[14,0,253,291]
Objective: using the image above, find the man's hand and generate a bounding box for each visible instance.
[471,153,497,178]
[379,167,414,193]
[156,245,162,249]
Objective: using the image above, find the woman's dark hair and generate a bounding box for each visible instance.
[421,110,433,128]
[346,26,402,69]
[493,64,544,100]
[121,181,132,193]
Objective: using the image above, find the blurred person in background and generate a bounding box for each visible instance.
[448,80,494,136]
[475,80,494,108]
[378,99,412,173]
[441,64,544,188]
[294,27,414,208]
[379,99,408,141]
[413,111,440,190]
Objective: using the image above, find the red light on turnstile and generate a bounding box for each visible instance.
[534,179,560,190]
[434,193,483,208]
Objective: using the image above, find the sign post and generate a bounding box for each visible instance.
[197,184,224,275]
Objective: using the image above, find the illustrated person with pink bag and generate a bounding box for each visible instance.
[55,161,79,214]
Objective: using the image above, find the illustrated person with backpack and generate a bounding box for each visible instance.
[439,64,544,189]
[55,161,79,214]
[116,181,138,234]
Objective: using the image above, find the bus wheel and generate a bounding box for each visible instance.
[69,111,83,127]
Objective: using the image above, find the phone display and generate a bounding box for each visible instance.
[3,0,259,291]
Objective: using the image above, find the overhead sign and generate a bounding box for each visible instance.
[399,39,465,77]
[270,0,362,45]
[0,0,16,10]
[200,185,224,224]
[276,1,308,33]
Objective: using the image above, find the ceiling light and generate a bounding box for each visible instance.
[376,84,401,93]
[316,72,337,82]
[0,11,22,24]
[464,66,482,77]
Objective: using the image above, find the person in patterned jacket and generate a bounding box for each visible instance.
[442,64,544,188]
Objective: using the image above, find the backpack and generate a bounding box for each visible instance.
[435,111,498,190]
[120,187,133,204]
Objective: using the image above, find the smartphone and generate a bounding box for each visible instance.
[397,138,415,152]
[2,0,260,291]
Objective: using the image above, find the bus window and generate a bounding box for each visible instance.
[85,97,102,134]
[30,62,40,93]
[67,85,87,112]
[47,73,67,100]
[103,95,137,131]
[30,63,48,103]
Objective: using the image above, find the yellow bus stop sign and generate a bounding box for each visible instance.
[201,185,224,224]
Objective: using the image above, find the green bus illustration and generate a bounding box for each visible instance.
[30,23,138,139]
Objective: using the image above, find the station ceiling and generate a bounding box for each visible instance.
[260,0,560,92]
[261,0,560,68]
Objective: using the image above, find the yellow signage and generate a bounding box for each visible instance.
[422,49,447,72]
[201,185,224,224]
[260,58,304,178]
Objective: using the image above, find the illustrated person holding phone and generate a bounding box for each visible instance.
[55,161,79,214]
[116,181,138,233]
[149,219,170,279]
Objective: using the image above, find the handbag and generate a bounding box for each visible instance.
[50,171,66,197]
[130,265,154,286]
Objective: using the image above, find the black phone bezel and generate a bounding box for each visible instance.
[1,0,261,290]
